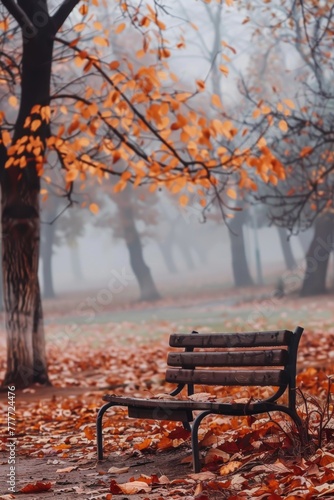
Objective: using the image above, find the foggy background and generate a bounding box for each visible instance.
[40,202,308,296]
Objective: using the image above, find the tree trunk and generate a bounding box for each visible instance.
[229,213,254,287]
[277,227,297,270]
[300,215,333,297]
[298,228,314,254]
[70,244,84,281]
[117,190,161,301]
[41,222,56,299]
[192,241,208,265]
[158,242,178,273]
[2,178,49,387]
[1,11,55,387]
[177,238,195,270]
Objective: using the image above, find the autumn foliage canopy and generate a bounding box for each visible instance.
[0,0,292,215]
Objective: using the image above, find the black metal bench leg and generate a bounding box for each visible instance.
[96,402,115,461]
[191,410,211,473]
[183,422,191,432]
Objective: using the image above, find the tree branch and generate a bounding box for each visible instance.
[52,0,81,32]
[1,0,34,31]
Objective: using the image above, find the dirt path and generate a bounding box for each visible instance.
[0,447,194,499]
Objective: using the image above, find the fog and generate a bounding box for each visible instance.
[41,204,307,299]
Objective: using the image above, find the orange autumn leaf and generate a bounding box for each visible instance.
[74,22,85,32]
[283,98,295,109]
[89,203,99,215]
[119,481,151,494]
[179,194,189,207]
[56,466,77,473]
[115,22,126,34]
[79,4,88,15]
[65,170,78,182]
[31,119,42,132]
[221,40,236,54]
[261,105,271,115]
[8,95,18,107]
[1,130,11,146]
[196,80,205,91]
[300,146,313,157]
[54,444,71,450]
[158,47,170,58]
[219,461,242,475]
[109,60,120,70]
[211,94,223,108]
[93,36,109,47]
[110,479,122,494]
[84,426,94,440]
[278,119,288,132]
[0,18,9,30]
[134,437,152,450]
[20,482,52,493]
[226,187,237,199]
[156,436,174,450]
[219,64,229,76]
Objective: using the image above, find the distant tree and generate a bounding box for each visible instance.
[98,185,161,301]
[300,214,334,296]
[276,227,297,271]
[229,210,254,286]
[40,197,60,299]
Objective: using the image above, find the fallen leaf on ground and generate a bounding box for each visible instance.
[119,480,152,494]
[204,447,229,464]
[188,471,216,480]
[219,461,242,475]
[20,482,52,493]
[108,466,130,474]
[56,466,77,473]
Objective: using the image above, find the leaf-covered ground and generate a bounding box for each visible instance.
[1,290,334,499]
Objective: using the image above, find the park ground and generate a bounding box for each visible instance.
[1,284,334,499]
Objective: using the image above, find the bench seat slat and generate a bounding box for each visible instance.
[165,368,288,386]
[101,395,290,414]
[169,331,292,348]
[167,350,288,367]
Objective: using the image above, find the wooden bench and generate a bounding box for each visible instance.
[96,326,306,472]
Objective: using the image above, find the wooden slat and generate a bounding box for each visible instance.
[169,331,292,349]
[101,395,288,414]
[102,394,216,411]
[165,368,288,386]
[167,350,288,368]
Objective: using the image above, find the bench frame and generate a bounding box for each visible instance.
[96,326,306,472]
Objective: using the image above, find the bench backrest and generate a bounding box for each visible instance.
[166,327,303,404]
